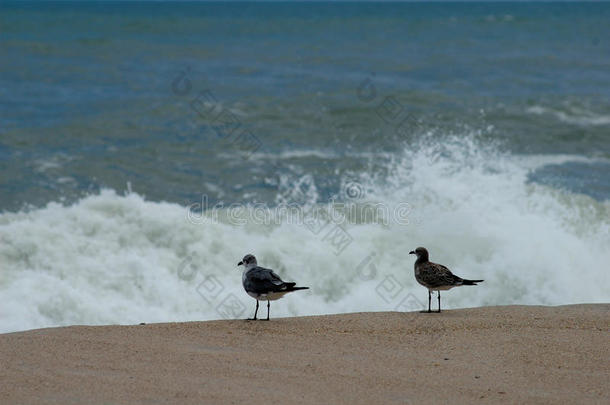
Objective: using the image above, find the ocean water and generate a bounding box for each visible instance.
[1,1,609,333]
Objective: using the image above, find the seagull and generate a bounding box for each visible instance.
[409,247,483,313]
[237,254,309,321]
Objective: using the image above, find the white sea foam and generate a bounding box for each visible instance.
[527,105,610,126]
[1,136,608,333]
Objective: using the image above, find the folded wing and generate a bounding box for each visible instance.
[245,267,292,294]
[418,262,462,288]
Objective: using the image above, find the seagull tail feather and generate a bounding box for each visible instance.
[461,279,484,285]
[286,285,309,291]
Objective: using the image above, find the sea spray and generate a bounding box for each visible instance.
[1,138,609,333]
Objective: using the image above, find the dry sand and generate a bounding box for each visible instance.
[1,304,608,404]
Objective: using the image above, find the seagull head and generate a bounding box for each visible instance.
[409,247,429,261]
[237,254,257,269]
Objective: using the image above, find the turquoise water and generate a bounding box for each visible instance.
[1,1,609,209]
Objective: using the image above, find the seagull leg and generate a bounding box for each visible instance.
[263,300,270,321]
[248,300,259,321]
[437,291,441,313]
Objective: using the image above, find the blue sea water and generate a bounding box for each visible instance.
[0,2,609,333]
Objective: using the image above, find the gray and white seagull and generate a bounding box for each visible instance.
[409,247,483,313]
[237,254,309,321]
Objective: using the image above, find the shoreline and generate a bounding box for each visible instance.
[1,304,608,404]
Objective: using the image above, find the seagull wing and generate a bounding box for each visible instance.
[244,266,289,294]
[418,262,461,288]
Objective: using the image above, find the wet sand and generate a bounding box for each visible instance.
[1,304,608,404]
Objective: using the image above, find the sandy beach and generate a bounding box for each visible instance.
[1,304,608,405]
[3,2,610,404]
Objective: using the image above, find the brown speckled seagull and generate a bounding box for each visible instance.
[409,247,483,313]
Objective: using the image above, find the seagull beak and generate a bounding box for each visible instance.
[237,261,243,266]
[409,251,415,255]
